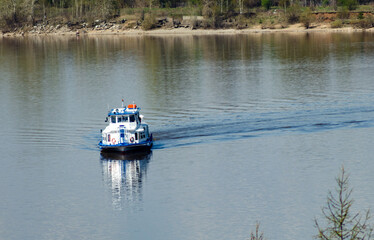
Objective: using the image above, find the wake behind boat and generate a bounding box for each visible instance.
[99,101,153,152]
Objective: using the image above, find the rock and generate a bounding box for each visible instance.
[165,19,174,28]
[173,19,181,28]
[156,17,166,23]
[182,16,203,21]
[180,20,190,28]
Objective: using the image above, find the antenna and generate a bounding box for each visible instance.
[122,99,124,108]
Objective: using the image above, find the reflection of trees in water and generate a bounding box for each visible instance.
[2,33,373,115]
[100,151,152,210]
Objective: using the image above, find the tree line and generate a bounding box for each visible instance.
[0,0,373,27]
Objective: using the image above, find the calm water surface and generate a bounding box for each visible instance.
[1,32,374,239]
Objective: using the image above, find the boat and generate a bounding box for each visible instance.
[99,101,153,152]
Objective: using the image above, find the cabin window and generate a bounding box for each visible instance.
[108,134,111,142]
[122,116,128,122]
[117,117,122,123]
[135,133,138,140]
[130,115,135,122]
[111,116,116,123]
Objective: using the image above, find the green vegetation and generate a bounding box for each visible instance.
[300,8,315,28]
[142,13,156,29]
[286,5,302,23]
[331,19,344,27]
[315,166,373,240]
[0,0,373,32]
[261,0,272,10]
[339,0,359,10]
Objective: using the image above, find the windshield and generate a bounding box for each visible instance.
[129,115,135,122]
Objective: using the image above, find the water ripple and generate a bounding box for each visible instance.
[152,105,374,149]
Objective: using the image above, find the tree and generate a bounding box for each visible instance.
[315,166,373,240]
[250,222,266,240]
[0,0,28,25]
[261,0,271,10]
[202,0,214,18]
[238,0,244,14]
[279,0,289,13]
[338,0,358,10]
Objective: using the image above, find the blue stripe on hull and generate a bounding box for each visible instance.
[99,139,153,152]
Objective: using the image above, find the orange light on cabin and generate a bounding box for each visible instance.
[128,104,137,109]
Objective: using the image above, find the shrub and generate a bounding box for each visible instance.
[331,19,343,28]
[236,14,248,29]
[202,18,215,28]
[351,18,373,28]
[337,7,350,19]
[367,14,374,27]
[261,21,275,29]
[142,13,156,30]
[300,8,315,28]
[357,12,364,19]
[286,5,302,23]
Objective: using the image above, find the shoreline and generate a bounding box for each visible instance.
[2,23,374,37]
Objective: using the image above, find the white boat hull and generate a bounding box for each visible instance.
[99,137,153,152]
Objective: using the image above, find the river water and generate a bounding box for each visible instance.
[1,32,374,239]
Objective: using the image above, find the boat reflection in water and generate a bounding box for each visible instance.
[100,150,152,210]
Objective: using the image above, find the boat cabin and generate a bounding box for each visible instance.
[109,113,140,125]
